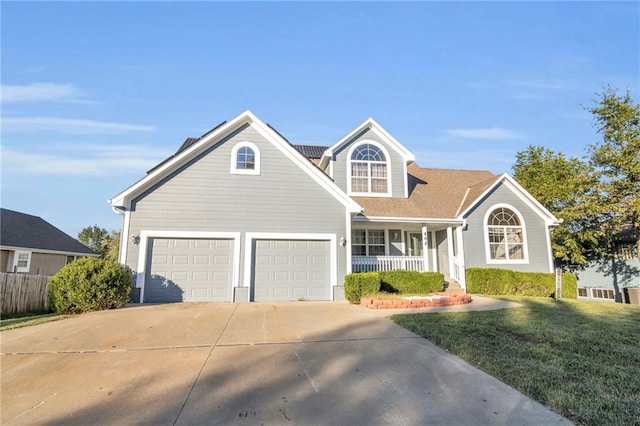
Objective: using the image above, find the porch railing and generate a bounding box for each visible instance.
[352,256,426,273]
[452,256,466,289]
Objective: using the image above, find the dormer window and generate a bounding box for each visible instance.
[349,142,390,195]
[230,142,260,175]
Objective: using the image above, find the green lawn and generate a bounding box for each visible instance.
[0,312,65,331]
[391,296,640,426]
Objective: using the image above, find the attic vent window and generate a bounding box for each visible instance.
[349,143,390,195]
[230,142,260,175]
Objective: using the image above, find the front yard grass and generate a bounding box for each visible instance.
[0,312,65,331]
[391,296,640,426]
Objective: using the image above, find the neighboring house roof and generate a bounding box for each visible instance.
[353,162,497,220]
[0,208,96,256]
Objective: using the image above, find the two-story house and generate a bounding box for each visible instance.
[110,111,559,303]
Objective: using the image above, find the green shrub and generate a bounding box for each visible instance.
[379,270,444,294]
[466,268,517,295]
[49,257,132,314]
[562,273,578,299]
[344,272,381,304]
[466,267,578,299]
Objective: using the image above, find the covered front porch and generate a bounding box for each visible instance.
[349,218,466,288]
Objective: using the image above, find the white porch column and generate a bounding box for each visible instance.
[430,231,438,272]
[446,226,455,278]
[421,225,430,272]
[455,225,466,289]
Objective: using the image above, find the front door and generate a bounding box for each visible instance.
[408,232,423,257]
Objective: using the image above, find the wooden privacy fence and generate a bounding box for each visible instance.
[0,273,51,315]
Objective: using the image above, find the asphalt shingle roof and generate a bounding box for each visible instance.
[293,144,329,159]
[353,162,498,219]
[0,208,96,255]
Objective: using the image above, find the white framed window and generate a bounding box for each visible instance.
[347,142,391,196]
[230,142,260,175]
[352,229,386,256]
[484,205,528,264]
[14,251,31,273]
[591,288,615,300]
[577,288,588,298]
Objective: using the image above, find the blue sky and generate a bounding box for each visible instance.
[2,1,639,238]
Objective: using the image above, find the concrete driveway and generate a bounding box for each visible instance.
[1,298,568,425]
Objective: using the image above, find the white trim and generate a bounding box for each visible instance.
[545,224,555,272]
[421,225,430,272]
[244,232,337,302]
[446,227,455,277]
[403,160,409,199]
[109,110,361,214]
[320,117,415,169]
[346,140,392,197]
[230,141,261,175]
[458,173,560,226]
[135,230,241,304]
[483,204,530,265]
[353,215,465,225]
[430,231,438,272]
[345,212,353,274]
[13,250,32,273]
[0,245,97,258]
[119,210,131,265]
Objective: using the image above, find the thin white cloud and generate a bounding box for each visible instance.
[1,83,94,104]
[444,127,524,140]
[1,144,171,176]
[1,117,155,134]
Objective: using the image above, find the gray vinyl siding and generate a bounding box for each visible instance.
[462,182,552,273]
[578,257,640,290]
[125,123,348,288]
[332,128,406,198]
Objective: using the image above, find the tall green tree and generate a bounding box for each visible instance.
[513,146,600,265]
[105,231,120,262]
[587,87,640,251]
[78,225,119,259]
[513,88,639,266]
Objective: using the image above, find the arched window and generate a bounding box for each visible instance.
[349,143,389,194]
[486,207,526,261]
[236,147,255,170]
[230,142,260,175]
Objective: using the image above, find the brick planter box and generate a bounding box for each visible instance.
[360,293,472,309]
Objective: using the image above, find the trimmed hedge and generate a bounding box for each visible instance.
[344,272,381,304]
[466,267,577,299]
[344,271,445,304]
[379,270,444,294]
[49,257,133,314]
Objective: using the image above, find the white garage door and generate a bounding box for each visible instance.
[145,238,234,303]
[252,239,331,301]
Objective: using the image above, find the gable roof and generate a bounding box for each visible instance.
[0,208,96,256]
[319,117,415,169]
[354,162,497,219]
[109,111,361,213]
[354,162,559,225]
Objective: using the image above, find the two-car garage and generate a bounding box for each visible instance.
[141,233,334,303]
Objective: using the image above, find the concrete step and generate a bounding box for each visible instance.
[443,277,465,295]
[444,278,461,289]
